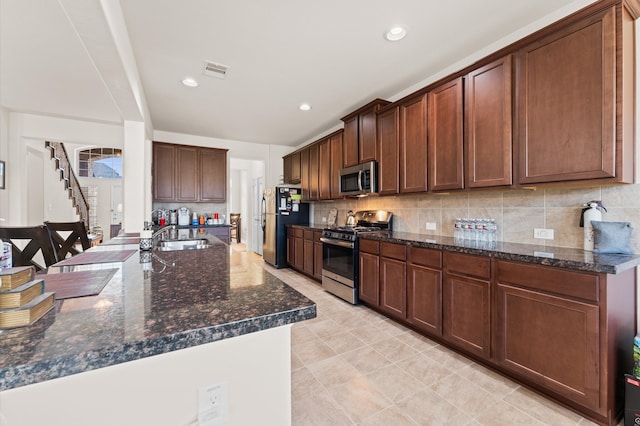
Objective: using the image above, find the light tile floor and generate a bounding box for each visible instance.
[246,246,618,426]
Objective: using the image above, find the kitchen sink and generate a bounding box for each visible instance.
[156,239,212,251]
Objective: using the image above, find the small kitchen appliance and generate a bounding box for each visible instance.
[339,161,378,197]
[177,207,190,226]
[321,210,392,304]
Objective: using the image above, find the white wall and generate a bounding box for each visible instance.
[230,158,265,252]
[0,107,8,223]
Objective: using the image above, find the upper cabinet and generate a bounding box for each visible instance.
[400,93,428,193]
[318,137,332,200]
[428,77,464,192]
[283,151,301,184]
[330,131,344,198]
[341,99,390,167]
[465,55,513,188]
[153,142,228,203]
[377,105,400,195]
[516,4,634,185]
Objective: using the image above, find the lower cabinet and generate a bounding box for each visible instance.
[358,239,380,305]
[379,242,407,320]
[287,227,323,282]
[407,246,442,336]
[443,252,491,358]
[352,239,635,425]
[209,226,230,244]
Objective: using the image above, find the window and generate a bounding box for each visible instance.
[78,148,122,179]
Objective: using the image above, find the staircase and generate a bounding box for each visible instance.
[45,141,90,229]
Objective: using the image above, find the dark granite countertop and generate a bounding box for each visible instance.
[0,229,316,391]
[360,231,640,275]
[289,224,326,231]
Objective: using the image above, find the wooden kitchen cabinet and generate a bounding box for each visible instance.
[314,231,323,281]
[376,105,400,195]
[199,147,227,202]
[358,239,380,305]
[283,151,301,184]
[330,131,343,199]
[400,93,428,193]
[153,142,227,203]
[516,5,634,185]
[342,99,390,167]
[176,145,199,201]
[152,142,177,202]
[428,77,464,191]
[318,137,331,200]
[308,143,319,201]
[286,228,294,266]
[466,55,513,188]
[293,228,304,271]
[379,242,407,320]
[443,252,491,358]
[300,148,310,200]
[407,246,442,337]
[303,229,314,276]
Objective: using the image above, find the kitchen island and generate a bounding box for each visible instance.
[0,228,316,425]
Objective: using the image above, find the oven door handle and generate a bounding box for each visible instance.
[320,237,354,249]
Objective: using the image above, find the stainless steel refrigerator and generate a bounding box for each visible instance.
[261,186,309,268]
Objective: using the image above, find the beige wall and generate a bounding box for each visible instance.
[313,183,640,252]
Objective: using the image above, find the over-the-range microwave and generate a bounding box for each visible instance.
[339,161,377,197]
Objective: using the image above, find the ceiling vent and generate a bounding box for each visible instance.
[203,61,229,79]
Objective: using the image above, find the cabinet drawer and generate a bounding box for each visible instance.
[444,252,490,279]
[360,239,379,254]
[409,246,442,269]
[380,242,406,261]
[496,260,599,302]
[292,228,303,238]
[314,231,322,242]
[303,229,314,240]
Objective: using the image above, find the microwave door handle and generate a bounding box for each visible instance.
[358,170,364,192]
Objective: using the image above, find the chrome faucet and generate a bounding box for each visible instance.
[152,224,176,240]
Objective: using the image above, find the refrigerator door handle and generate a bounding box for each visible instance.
[261,197,266,230]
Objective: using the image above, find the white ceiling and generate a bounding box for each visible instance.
[1,0,595,147]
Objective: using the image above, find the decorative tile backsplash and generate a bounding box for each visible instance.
[311,183,640,252]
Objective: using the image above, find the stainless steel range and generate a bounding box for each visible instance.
[320,210,392,304]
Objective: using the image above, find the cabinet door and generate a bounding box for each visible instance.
[466,56,513,188]
[377,106,400,195]
[152,143,176,202]
[342,115,359,168]
[318,138,331,200]
[359,251,379,305]
[359,105,379,163]
[303,230,314,275]
[300,148,310,201]
[443,272,491,357]
[290,152,301,183]
[283,155,292,184]
[516,7,616,184]
[380,256,407,320]
[428,78,464,191]
[314,238,323,281]
[495,283,599,409]
[330,132,343,199]
[199,148,227,202]
[176,145,199,201]
[408,264,442,336]
[294,236,304,270]
[286,231,294,266]
[308,143,319,201]
[400,93,428,193]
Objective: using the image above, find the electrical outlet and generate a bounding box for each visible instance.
[198,382,228,426]
[425,222,437,231]
[534,228,554,240]
[321,217,327,223]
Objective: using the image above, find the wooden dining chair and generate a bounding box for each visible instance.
[0,225,59,271]
[44,221,91,260]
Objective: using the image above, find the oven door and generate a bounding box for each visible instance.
[320,237,359,304]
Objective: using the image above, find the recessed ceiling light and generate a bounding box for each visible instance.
[182,77,199,87]
[385,26,407,41]
[299,103,312,111]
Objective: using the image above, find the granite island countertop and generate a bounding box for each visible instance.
[0,228,316,391]
[360,231,640,274]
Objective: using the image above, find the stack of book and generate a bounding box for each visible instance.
[0,266,55,328]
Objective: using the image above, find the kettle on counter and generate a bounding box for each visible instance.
[346,210,356,226]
